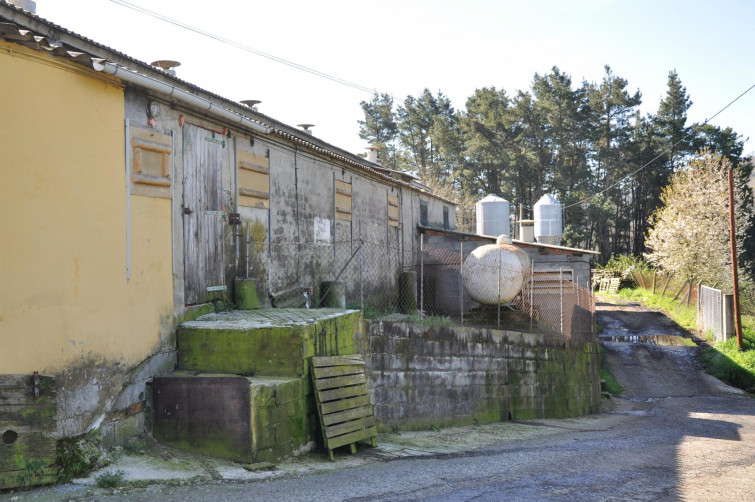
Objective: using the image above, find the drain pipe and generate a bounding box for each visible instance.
[92,61,270,135]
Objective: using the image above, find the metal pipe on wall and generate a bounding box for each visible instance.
[124,118,131,282]
[94,61,270,135]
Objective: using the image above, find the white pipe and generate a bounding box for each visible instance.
[124,118,131,282]
[94,61,270,135]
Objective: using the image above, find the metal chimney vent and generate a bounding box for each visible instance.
[240,100,261,110]
[297,123,315,135]
[151,60,181,76]
[365,146,379,164]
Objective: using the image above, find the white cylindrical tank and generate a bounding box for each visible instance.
[462,235,532,305]
[534,194,562,246]
[475,194,510,237]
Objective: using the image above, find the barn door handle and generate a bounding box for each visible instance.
[183,207,193,215]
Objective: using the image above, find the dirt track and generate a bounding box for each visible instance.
[598,299,741,398]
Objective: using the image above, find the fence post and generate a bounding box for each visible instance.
[459,240,464,325]
[497,248,501,328]
[420,234,424,320]
[560,267,564,335]
[359,242,364,313]
[529,261,534,332]
[576,276,581,336]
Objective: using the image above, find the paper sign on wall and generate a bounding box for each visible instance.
[314,217,331,245]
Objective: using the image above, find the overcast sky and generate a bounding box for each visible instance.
[39,0,755,158]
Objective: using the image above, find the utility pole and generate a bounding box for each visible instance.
[727,166,744,350]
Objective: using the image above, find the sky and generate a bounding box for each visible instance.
[36,0,755,158]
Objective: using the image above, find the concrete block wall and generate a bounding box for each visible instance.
[365,321,601,429]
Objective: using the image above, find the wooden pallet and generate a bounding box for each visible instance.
[310,354,377,461]
[599,277,621,294]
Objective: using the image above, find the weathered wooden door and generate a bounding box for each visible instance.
[182,124,225,305]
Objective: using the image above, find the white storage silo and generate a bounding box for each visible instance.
[534,194,562,245]
[534,194,564,246]
[475,194,510,237]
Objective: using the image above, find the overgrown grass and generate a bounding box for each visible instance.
[95,470,124,489]
[409,312,454,327]
[610,286,755,392]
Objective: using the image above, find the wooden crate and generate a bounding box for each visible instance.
[310,355,377,461]
[0,374,58,489]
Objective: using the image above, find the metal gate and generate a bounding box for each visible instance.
[699,285,723,340]
[182,124,225,305]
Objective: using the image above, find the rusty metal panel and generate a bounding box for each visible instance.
[152,375,252,463]
[182,124,225,305]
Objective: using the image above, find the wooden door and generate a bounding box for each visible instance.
[182,124,225,305]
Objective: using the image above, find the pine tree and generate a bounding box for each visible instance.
[358,93,398,168]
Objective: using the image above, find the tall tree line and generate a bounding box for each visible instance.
[358,67,754,265]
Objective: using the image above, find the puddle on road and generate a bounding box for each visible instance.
[599,334,696,346]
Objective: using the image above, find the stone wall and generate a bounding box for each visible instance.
[364,321,601,429]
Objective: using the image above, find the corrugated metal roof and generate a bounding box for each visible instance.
[0,1,456,205]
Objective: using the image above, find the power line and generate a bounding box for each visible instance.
[564,81,755,210]
[107,0,377,95]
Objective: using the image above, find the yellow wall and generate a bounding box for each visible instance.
[0,41,174,374]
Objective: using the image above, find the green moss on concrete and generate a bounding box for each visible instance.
[234,278,262,310]
[177,304,215,324]
[178,326,305,376]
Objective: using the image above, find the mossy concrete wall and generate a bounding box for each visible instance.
[365,321,601,429]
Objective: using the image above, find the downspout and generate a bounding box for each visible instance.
[93,61,270,135]
[125,118,131,282]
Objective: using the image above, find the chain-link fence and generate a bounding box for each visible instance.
[249,237,594,340]
[417,241,594,340]
[261,237,409,312]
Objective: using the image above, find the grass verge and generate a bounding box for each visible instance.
[612,287,755,392]
[699,317,755,391]
[617,287,697,331]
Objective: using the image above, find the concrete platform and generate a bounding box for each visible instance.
[155,308,364,464]
[177,309,363,377]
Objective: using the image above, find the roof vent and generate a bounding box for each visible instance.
[240,100,261,110]
[151,60,181,76]
[7,1,36,14]
[297,123,315,135]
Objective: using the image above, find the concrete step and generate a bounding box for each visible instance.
[152,373,314,464]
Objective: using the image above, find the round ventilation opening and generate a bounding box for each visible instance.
[2,430,18,444]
